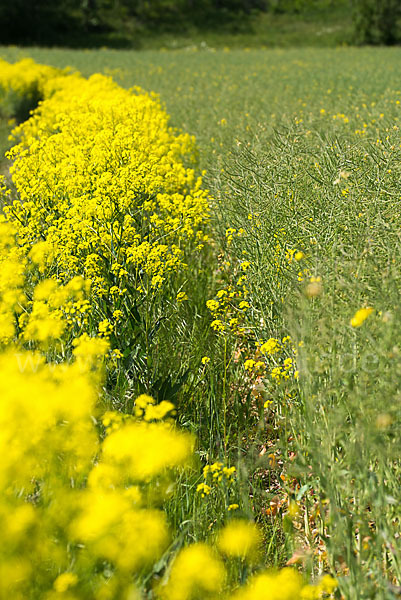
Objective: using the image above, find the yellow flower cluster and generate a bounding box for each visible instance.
[2,59,210,348]
[134,393,176,422]
[286,248,305,263]
[206,269,250,335]
[350,306,373,328]
[0,57,63,118]
[0,221,92,349]
[217,519,262,560]
[231,569,337,600]
[0,231,194,595]
[197,460,237,501]
[244,337,299,383]
[271,356,298,383]
[159,525,337,600]
[0,229,191,594]
[0,345,196,598]
[160,543,225,600]
[0,221,26,342]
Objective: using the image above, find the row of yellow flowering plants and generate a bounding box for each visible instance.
[1,58,211,398]
[0,58,338,598]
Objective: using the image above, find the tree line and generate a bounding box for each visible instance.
[0,0,400,46]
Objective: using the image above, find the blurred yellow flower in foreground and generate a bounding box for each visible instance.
[218,520,261,560]
[350,307,373,327]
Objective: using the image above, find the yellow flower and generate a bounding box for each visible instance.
[101,421,193,480]
[53,572,78,592]
[230,568,303,600]
[206,299,220,313]
[111,348,123,360]
[244,359,255,371]
[260,338,280,355]
[196,482,211,497]
[350,307,373,327]
[211,319,225,332]
[160,543,225,600]
[217,520,261,560]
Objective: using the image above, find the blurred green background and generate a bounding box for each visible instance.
[0,0,400,49]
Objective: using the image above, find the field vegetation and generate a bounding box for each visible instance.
[0,39,401,599]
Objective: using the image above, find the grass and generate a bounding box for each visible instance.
[2,45,400,171]
[1,44,401,597]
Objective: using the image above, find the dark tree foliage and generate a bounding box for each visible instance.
[0,0,84,44]
[0,0,399,46]
[0,0,270,44]
[351,0,401,45]
[121,0,268,27]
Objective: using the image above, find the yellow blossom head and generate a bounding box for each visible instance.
[217,520,262,561]
[160,543,225,600]
[350,307,373,327]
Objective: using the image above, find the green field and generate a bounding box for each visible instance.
[1,45,401,598]
[1,45,401,168]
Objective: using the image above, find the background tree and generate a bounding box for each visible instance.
[351,0,401,44]
[1,0,399,47]
[0,0,82,44]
